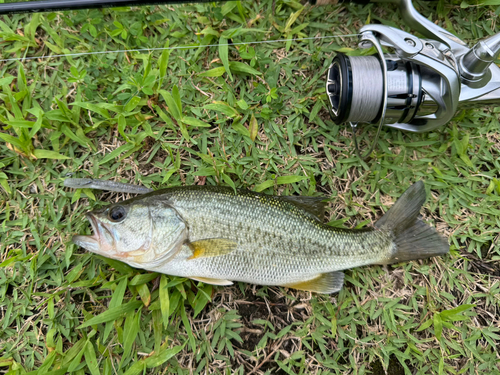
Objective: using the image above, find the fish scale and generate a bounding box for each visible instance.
[73,182,449,293]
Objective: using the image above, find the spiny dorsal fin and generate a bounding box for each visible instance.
[276,195,327,222]
[189,276,234,286]
[187,238,237,260]
[281,271,344,294]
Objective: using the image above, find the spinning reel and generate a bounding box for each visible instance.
[325,0,500,157]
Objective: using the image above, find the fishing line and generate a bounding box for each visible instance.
[0,31,365,148]
[0,34,360,63]
[0,33,359,112]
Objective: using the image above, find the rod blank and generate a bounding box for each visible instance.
[0,0,376,15]
[0,0,218,15]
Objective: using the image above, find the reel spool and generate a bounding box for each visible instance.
[327,54,422,126]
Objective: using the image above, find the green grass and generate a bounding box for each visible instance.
[1,0,500,374]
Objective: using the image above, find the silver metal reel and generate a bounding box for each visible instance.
[326,0,500,154]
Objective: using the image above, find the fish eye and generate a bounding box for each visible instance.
[108,206,126,222]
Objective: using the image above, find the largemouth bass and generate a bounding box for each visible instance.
[72,181,449,293]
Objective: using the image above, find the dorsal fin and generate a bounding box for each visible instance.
[276,195,327,222]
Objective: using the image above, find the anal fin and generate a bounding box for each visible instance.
[190,276,234,286]
[282,271,344,294]
[187,238,237,260]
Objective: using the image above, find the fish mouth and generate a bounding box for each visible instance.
[72,212,149,262]
[72,213,113,254]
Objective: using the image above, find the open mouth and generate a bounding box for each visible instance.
[71,213,101,253]
[72,211,149,260]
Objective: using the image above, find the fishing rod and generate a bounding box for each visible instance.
[0,0,369,15]
[2,0,500,159]
[0,0,217,15]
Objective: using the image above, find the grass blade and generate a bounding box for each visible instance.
[32,150,69,160]
[77,300,142,329]
[119,309,142,367]
[219,36,233,81]
[158,40,170,89]
[84,341,100,375]
[160,275,170,330]
[103,277,128,341]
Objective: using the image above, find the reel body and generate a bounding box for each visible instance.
[326,0,500,133]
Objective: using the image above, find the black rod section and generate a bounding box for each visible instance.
[0,0,222,15]
[0,0,376,15]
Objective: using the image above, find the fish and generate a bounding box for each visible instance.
[72,181,449,294]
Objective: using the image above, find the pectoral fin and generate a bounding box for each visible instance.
[190,276,234,286]
[187,238,237,260]
[282,271,344,294]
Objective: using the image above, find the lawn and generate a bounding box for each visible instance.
[0,0,499,374]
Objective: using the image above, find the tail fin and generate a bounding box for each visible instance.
[375,181,449,264]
